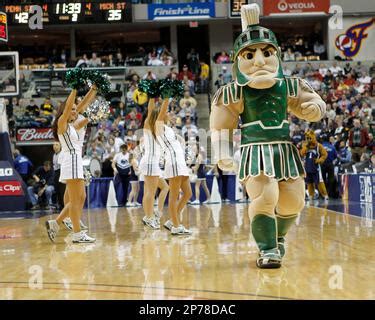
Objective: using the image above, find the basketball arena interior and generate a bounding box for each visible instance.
[0,0,374,304]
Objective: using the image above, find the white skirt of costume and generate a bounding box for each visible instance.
[163,157,190,179]
[139,154,162,177]
[59,152,84,183]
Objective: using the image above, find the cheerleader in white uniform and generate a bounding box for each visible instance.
[59,111,90,231]
[155,98,192,235]
[46,86,97,243]
[139,98,165,229]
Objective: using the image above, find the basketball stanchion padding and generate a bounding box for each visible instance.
[107,207,118,233]
[210,175,222,204]
[106,179,118,207]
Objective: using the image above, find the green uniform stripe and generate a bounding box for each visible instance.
[293,78,298,96]
[239,146,249,179]
[272,144,282,178]
[250,145,260,176]
[281,144,289,178]
[287,143,298,177]
[292,145,305,176]
[262,145,273,176]
[223,86,229,105]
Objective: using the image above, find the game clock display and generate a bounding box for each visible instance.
[0,1,132,25]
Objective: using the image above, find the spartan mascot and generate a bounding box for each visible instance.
[210,4,326,268]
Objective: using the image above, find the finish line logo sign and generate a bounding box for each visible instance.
[148,3,215,21]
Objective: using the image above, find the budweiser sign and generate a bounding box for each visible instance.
[16,128,54,142]
[0,181,23,196]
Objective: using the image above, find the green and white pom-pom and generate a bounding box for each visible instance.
[66,68,86,90]
[66,68,111,95]
[85,97,110,124]
[138,79,160,98]
[84,70,111,95]
[159,79,185,98]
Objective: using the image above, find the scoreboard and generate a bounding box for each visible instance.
[229,0,250,18]
[0,1,132,25]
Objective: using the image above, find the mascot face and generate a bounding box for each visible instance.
[237,43,279,89]
[305,130,317,147]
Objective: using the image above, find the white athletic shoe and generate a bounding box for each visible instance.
[62,218,88,231]
[171,225,192,236]
[80,220,88,230]
[135,202,142,207]
[163,219,173,231]
[62,218,73,231]
[191,200,200,205]
[72,231,96,243]
[142,216,160,230]
[154,210,163,225]
[202,199,211,204]
[45,220,60,243]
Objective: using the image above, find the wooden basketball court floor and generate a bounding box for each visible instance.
[0,201,374,300]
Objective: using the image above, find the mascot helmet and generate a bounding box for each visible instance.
[232,4,284,85]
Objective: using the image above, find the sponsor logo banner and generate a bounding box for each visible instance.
[264,0,329,15]
[148,2,215,21]
[335,18,374,59]
[0,181,24,196]
[16,127,54,142]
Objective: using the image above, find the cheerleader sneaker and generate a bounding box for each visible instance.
[171,225,192,236]
[142,216,160,230]
[80,220,89,230]
[154,209,163,225]
[45,220,60,243]
[72,231,96,244]
[163,219,173,231]
[62,218,88,231]
[191,200,200,205]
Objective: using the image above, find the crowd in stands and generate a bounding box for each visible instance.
[288,61,375,197]
[279,32,326,61]
[75,46,176,68]
[4,44,176,69]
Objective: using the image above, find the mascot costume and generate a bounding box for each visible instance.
[210,4,326,268]
[300,130,329,201]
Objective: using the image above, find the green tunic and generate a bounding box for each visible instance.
[218,76,305,181]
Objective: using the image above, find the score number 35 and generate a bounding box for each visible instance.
[107,9,122,21]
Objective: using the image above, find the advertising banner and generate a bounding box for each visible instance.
[16,128,54,143]
[148,2,215,21]
[331,17,375,61]
[263,0,330,15]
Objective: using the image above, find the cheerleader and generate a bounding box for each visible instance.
[46,86,97,243]
[191,146,211,205]
[155,98,193,235]
[139,98,163,229]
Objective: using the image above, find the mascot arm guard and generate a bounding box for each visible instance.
[210,83,243,171]
[288,78,326,122]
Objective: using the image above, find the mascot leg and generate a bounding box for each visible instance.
[276,177,305,257]
[318,182,328,199]
[307,182,315,199]
[245,173,281,269]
